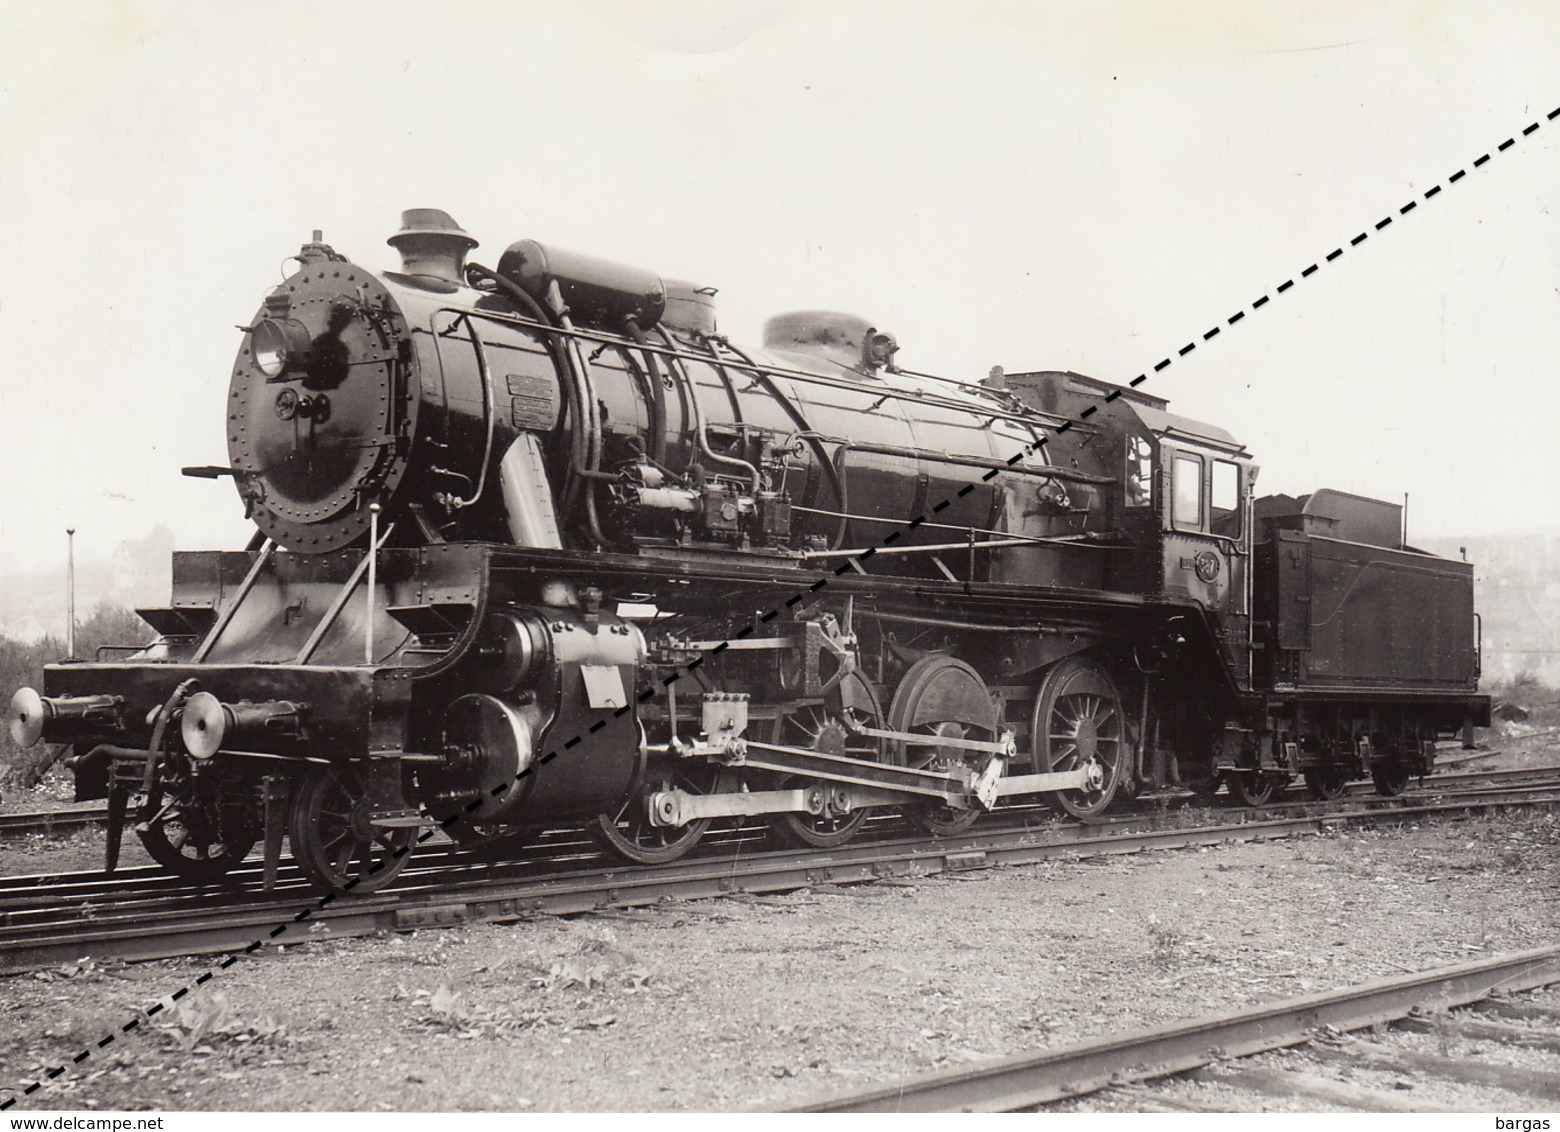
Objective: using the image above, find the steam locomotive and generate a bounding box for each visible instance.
[7,210,1490,894]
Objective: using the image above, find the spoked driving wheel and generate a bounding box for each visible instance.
[888,657,998,838]
[1032,656,1127,820]
[769,670,886,849]
[590,762,718,866]
[289,764,416,894]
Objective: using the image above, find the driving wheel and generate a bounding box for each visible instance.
[590,761,718,866]
[289,763,416,893]
[888,656,998,838]
[769,670,885,849]
[1032,656,1127,819]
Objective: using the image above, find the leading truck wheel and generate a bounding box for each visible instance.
[289,764,415,894]
[138,809,256,881]
[1032,656,1126,820]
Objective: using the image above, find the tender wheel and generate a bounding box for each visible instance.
[1186,772,1223,807]
[138,808,256,881]
[1304,769,1349,801]
[1032,656,1127,820]
[769,670,885,849]
[289,764,416,894]
[1224,772,1276,807]
[1371,763,1412,796]
[590,763,716,866]
[888,657,998,838]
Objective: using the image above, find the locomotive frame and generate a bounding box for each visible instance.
[9,210,1490,893]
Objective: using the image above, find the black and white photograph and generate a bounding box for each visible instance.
[1,0,1558,1118]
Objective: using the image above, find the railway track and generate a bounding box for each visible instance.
[0,762,1549,840]
[0,804,108,838]
[2,774,1558,976]
[790,946,1560,1112]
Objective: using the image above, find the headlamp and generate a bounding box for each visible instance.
[251,318,313,379]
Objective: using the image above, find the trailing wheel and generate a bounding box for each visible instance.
[1371,763,1412,796]
[590,762,717,866]
[888,657,998,838]
[1304,769,1349,801]
[289,763,416,894]
[769,670,886,849]
[1032,656,1127,820]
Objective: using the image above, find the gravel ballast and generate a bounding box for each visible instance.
[2,797,1557,1111]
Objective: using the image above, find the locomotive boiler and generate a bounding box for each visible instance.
[8,210,1490,893]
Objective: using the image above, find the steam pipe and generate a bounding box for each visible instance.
[790,499,1128,544]
[439,315,497,510]
[623,315,668,466]
[715,341,850,552]
[560,321,610,547]
[658,330,762,492]
[466,263,594,530]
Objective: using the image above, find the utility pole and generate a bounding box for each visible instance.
[65,527,76,658]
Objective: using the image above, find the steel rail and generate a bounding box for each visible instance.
[788,945,1560,1112]
[0,763,1546,840]
[0,805,108,837]
[2,786,1557,976]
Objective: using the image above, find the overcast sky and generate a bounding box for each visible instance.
[0,0,1556,575]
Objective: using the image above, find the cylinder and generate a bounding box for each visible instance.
[471,611,551,695]
[439,693,537,822]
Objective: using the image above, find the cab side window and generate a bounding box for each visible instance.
[1125,435,1153,508]
[1172,454,1203,529]
[1210,459,1241,536]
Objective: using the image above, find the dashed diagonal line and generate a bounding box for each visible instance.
[3,102,1553,1109]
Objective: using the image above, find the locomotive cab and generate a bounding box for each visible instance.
[1148,418,1258,690]
[1001,371,1258,624]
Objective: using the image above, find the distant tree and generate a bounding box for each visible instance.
[74,603,154,661]
[0,602,153,793]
